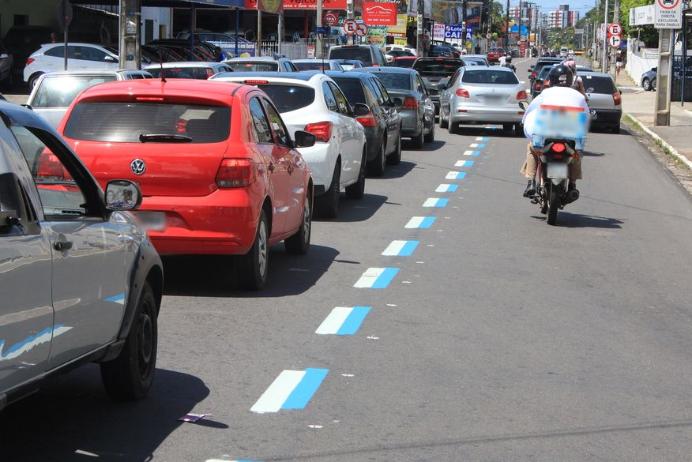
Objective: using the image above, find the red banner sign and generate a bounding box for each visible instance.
[362,2,397,25]
[246,0,346,9]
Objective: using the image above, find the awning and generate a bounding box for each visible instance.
[71,0,245,8]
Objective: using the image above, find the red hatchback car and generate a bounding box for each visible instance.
[58,79,316,289]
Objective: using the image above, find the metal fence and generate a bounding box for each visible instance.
[671,55,692,102]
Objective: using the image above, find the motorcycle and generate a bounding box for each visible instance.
[531,139,579,225]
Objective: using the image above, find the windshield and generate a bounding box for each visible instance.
[256,84,315,112]
[31,76,117,108]
[461,70,519,85]
[413,60,462,77]
[227,62,278,72]
[582,75,616,93]
[293,62,328,71]
[147,67,214,79]
[64,102,230,143]
[330,78,366,105]
[372,73,411,91]
[329,47,373,65]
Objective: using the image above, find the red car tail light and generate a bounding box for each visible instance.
[244,79,269,85]
[216,158,256,188]
[26,57,35,66]
[356,112,377,127]
[613,91,621,105]
[304,121,332,142]
[516,90,528,100]
[403,96,419,109]
[37,151,69,180]
[456,88,470,98]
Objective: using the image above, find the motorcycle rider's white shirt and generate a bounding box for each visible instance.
[523,86,589,139]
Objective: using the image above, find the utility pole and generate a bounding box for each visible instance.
[505,0,509,49]
[654,28,674,125]
[256,9,262,56]
[316,0,323,58]
[602,0,608,72]
[417,0,424,56]
[118,0,141,70]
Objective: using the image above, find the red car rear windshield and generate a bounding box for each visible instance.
[64,101,230,143]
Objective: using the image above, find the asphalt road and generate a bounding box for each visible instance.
[2,59,692,462]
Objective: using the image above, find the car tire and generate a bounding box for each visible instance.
[239,210,270,290]
[367,140,386,177]
[439,107,449,129]
[316,161,340,218]
[642,78,651,91]
[652,79,656,91]
[387,133,402,164]
[100,283,158,401]
[412,126,424,149]
[611,125,620,134]
[514,123,523,135]
[503,123,514,134]
[448,120,460,134]
[28,72,43,90]
[424,120,435,143]
[285,194,312,255]
[345,149,366,199]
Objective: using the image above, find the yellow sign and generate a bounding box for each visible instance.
[388,13,408,35]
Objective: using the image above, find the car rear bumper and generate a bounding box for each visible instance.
[399,109,422,136]
[590,108,622,126]
[450,105,524,124]
[137,189,260,256]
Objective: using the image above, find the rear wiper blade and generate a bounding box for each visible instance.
[139,133,192,143]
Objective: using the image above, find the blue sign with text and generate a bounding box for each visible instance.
[445,24,463,39]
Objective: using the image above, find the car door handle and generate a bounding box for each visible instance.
[53,238,73,251]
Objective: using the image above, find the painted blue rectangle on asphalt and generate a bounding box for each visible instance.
[372,267,400,288]
[337,306,371,335]
[282,368,329,410]
[399,240,419,256]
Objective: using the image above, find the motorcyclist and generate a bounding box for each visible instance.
[563,59,586,95]
[502,55,516,73]
[520,64,590,200]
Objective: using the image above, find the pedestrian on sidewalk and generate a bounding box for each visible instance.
[616,50,623,78]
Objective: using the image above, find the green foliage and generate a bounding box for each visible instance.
[580,0,658,47]
[546,27,576,49]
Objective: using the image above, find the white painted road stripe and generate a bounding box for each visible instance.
[454,160,474,168]
[405,216,436,229]
[382,240,419,256]
[423,198,448,208]
[316,307,352,335]
[251,370,305,414]
[445,171,466,180]
[435,183,458,193]
[354,267,400,288]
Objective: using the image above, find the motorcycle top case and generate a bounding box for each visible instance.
[530,105,589,150]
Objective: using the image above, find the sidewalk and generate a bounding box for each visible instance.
[617,71,692,169]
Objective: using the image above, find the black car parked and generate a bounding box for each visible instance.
[327,71,402,176]
[412,57,465,115]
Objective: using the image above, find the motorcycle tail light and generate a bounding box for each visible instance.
[356,112,377,127]
[304,121,333,142]
[403,97,419,109]
[456,88,470,98]
[551,142,566,153]
[613,91,621,105]
[216,158,256,188]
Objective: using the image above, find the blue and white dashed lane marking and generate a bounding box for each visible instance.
[476,136,488,142]
[423,197,448,208]
[454,160,474,168]
[435,183,458,193]
[405,216,436,229]
[316,306,372,335]
[251,368,329,414]
[469,143,487,149]
[382,240,419,256]
[463,150,481,157]
[354,267,400,288]
[206,459,256,462]
[445,171,466,180]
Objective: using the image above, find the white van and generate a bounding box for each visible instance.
[560,47,569,58]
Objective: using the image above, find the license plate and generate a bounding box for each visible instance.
[134,211,166,231]
[547,163,568,179]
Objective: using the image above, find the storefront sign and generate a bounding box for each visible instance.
[363,2,397,26]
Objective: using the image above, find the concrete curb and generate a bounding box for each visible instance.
[623,113,692,170]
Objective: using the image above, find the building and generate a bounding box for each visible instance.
[546,4,579,29]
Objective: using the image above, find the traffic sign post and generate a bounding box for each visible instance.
[355,23,368,37]
[608,36,621,48]
[324,12,338,26]
[342,19,357,35]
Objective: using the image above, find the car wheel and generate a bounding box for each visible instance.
[28,72,43,90]
[448,119,460,134]
[285,194,312,255]
[642,78,651,91]
[503,123,514,134]
[424,120,435,143]
[611,125,620,134]
[412,126,424,149]
[439,107,449,129]
[100,283,158,401]
[239,210,269,290]
[367,140,386,177]
[514,123,523,135]
[316,161,340,218]
[652,79,656,91]
[387,133,402,164]
[345,149,366,199]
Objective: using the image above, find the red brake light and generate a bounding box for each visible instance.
[244,79,269,85]
[136,96,164,101]
[304,121,332,142]
[356,112,377,127]
[516,90,528,101]
[403,96,419,109]
[216,158,256,188]
[26,57,35,66]
[551,143,566,153]
[455,88,470,98]
[37,151,69,180]
[613,92,621,105]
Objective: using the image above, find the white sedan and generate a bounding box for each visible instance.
[212,71,367,218]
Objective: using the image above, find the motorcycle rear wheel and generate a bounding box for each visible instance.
[547,183,562,225]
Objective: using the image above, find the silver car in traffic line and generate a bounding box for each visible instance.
[0,100,163,409]
[438,65,528,134]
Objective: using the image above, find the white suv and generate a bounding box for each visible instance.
[24,43,119,88]
[212,72,367,218]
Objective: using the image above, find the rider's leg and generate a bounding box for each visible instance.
[521,142,538,197]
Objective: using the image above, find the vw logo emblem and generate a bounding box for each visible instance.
[130,159,146,175]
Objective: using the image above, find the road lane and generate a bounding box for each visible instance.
[2,60,692,462]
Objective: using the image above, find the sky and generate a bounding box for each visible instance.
[509,0,596,15]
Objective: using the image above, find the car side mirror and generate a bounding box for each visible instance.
[294,130,316,148]
[353,103,371,117]
[105,56,117,63]
[105,180,142,211]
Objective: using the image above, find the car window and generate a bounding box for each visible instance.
[83,46,109,62]
[413,59,463,77]
[147,67,213,79]
[374,72,411,91]
[254,84,314,112]
[249,97,273,144]
[367,78,385,105]
[331,77,366,105]
[329,47,373,66]
[375,80,392,104]
[44,46,64,58]
[416,75,425,94]
[328,82,351,115]
[262,100,291,146]
[9,125,87,218]
[32,75,117,108]
[461,69,519,84]
[582,75,616,94]
[322,81,338,112]
[227,61,279,72]
[64,102,231,143]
